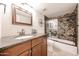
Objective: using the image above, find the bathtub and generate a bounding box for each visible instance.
[47,37,77,56]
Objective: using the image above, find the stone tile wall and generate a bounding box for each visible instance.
[58,6,77,43]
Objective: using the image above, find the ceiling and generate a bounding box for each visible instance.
[1,0,77,18]
[34,3,77,18]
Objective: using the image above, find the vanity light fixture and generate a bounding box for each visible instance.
[21,3,33,8]
[0,3,6,14]
[21,0,40,9]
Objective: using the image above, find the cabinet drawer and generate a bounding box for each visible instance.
[32,37,42,47]
[32,44,42,56]
[2,41,31,56]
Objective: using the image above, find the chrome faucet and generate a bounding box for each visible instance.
[31,28,37,35]
[17,29,25,36]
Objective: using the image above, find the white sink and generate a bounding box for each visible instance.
[15,35,33,40]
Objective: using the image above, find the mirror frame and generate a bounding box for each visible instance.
[12,4,32,26]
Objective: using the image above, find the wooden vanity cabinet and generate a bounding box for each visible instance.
[32,36,47,56]
[0,35,47,56]
[19,50,31,56]
[32,44,42,56]
[32,38,42,56]
[42,37,47,56]
[0,40,31,56]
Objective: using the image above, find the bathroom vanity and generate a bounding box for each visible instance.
[0,4,47,56]
[0,34,47,56]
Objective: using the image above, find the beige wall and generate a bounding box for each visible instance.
[1,2,45,37]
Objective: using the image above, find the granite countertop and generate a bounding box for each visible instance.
[0,34,45,49]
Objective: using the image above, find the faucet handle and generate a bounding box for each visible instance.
[17,29,25,36]
[21,29,25,35]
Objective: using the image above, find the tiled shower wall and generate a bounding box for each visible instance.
[58,6,77,43]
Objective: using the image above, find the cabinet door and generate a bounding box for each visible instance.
[42,37,47,56]
[1,41,31,56]
[42,45,47,56]
[32,44,42,56]
[20,50,31,56]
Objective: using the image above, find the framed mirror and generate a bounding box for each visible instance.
[12,4,32,25]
